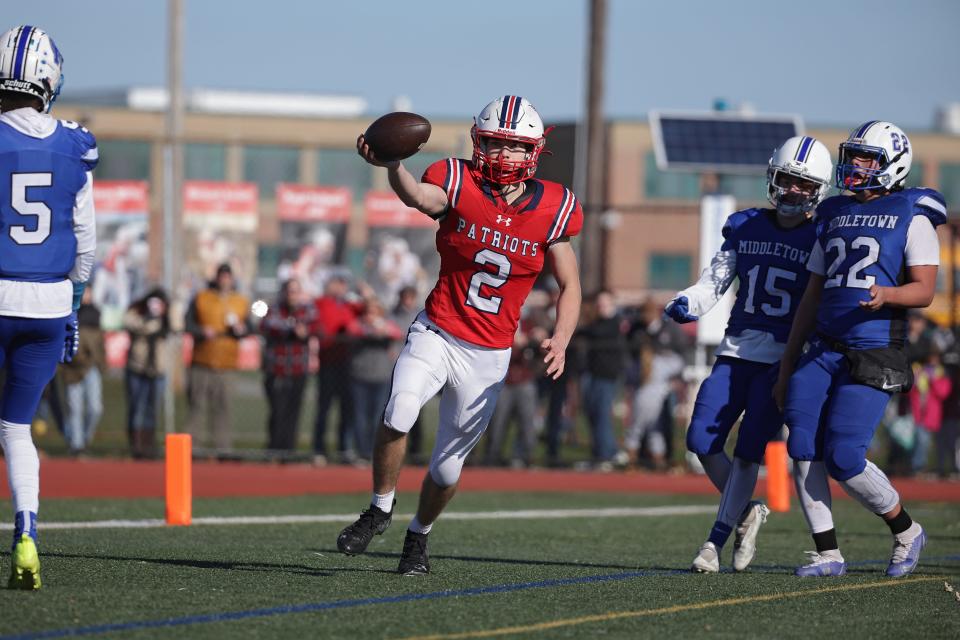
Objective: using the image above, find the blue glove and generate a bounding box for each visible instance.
[61,311,79,363]
[664,296,698,324]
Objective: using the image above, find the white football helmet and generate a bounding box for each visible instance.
[0,25,64,112]
[766,136,833,216]
[836,120,912,192]
[471,95,547,184]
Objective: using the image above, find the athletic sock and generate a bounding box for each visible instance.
[717,457,759,529]
[812,529,839,554]
[707,521,733,549]
[12,510,37,548]
[794,460,834,534]
[408,515,432,535]
[1,421,39,515]
[884,507,913,536]
[372,491,395,513]
[699,452,732,492]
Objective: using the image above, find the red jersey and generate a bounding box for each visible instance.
[421,158,583,348]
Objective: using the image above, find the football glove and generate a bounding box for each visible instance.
[61,311,79,364]
[664,296,698,324]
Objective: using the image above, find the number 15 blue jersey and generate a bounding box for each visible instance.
[721,208,820,344]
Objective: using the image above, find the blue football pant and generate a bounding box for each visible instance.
[783,341,891,481]
[0,315,67,425]
[686,356,784,465]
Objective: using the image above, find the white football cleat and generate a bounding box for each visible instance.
[733,501,770,572]
[691,541,720,573]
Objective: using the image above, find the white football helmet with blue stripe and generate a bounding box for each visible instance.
[836,120,913,192]
[471,96,546,184]
[0,25,64,112]
[766,136,833,216]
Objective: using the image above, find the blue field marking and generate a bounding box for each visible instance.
[3,556,959,639]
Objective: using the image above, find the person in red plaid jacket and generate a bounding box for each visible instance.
[261,279,316,451]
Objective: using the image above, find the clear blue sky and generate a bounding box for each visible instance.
[7,0,959,130]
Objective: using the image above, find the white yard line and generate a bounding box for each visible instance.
[0,505,714,531]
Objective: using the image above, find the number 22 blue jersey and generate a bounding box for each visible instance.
[722,208,820,344]
[0,115,97,282]
[813,188,947,349]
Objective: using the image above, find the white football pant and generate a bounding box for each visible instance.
[383,312,510,487]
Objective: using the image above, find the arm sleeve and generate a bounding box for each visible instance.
[69,171,97,283]
[806,239,826,275]
[674,249,737,317]
[905,215,940,266]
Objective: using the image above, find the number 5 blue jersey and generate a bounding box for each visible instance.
[0,114,97,282]
[721,208,820,344]
[812,188,946,349]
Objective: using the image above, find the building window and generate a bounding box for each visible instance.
[185,143,226,181]
[317,148,372,198]
[244,145,299,196]
[644,151,700,200]
[938,163,959,206]
[717,174,768,204]
[96,140,151,180]
[904,162,924,189]
[649,253,691,290]
[402,152,447,183]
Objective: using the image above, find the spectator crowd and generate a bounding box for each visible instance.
[23,263,960,481]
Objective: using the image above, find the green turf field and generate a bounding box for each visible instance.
[2,492,958,639]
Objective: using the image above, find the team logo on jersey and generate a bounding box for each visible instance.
[496,215,512,227]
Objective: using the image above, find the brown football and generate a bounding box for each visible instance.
[363,112,431,162]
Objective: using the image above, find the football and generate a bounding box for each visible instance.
[363,112,431,162]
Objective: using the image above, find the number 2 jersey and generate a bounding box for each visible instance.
[0,107,97,318]
[808,188,946,349]
[717,208,820,362]
[421,158,583,349]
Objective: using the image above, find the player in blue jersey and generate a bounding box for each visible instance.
[0,25,97,590]
[774,121,945,578]
[665,136,833,573]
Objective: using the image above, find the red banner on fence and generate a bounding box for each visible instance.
[364,191,438,228]
[277,184,352,222]
[94,180,149,213]
[183,180,258,216]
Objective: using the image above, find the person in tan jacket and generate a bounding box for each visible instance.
[184,263,251,451]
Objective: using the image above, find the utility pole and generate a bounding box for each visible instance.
[163,0,185,436]
[581,0,607,296]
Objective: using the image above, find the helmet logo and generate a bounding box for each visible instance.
[498,95,523,130]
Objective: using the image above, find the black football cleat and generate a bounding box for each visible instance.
[397,529,431,576]
[337,501,394,556]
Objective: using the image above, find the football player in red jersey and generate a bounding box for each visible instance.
[337,96,583,575]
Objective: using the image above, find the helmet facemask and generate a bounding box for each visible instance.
[836,143,901,192]
[471,96,547,185]
[835,121,912,193]
[471,127,544,185]
[767,169,827,217]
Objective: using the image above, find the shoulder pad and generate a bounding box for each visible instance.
[59,120,99,171]
[422,158,468,209]
[721,208,761,240]
[546,186,582,242]
[904,187,947,228]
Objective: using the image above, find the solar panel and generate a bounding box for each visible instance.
[650,111,803,174]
